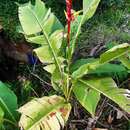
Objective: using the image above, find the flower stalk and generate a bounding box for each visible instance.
[66,0,72,48]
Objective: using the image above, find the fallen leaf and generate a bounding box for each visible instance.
[107,114,114,124]
[116,110,123,119]
[93,128,108,130]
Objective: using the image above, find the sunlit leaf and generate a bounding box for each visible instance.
[79,77,130,113]
[19,0,64,73]
[100,43,130,64]
[18,95,71,130]
[73,80,100,116]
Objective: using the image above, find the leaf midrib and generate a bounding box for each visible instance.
[26,6,62,75]
[27,102,68,130]
[0,98,16,123]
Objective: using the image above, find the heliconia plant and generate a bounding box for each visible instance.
[17,0,130,129]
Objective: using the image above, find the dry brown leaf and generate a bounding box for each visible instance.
[107,114,114,124]
[0,25,3,32]
[93,128,108,130]
[116,110,123,119]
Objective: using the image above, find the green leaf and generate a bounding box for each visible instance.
[0,107,4,125]
[51,68,67,91]
[34,46,53,63]
[70,15,82,41]
[19,0,64,74]
[43,57,65,74]
[19,0,63,35]
[44,64,55,74]
[83,0,101,23]
[73,80,100,116]
[26,35,47,45]
[89,63,128,80]
[19,0,47,35]
[119,55,130,70]
[72,60,99,79]
[72,57,128,80]
[18,95,71,130]
[49,30,64,52]
[105,42,130,70]
[51,69,62,91]
[79,77,130,113]
[71,0,101,56]
[0,82,18,122]
[71,58,128,80]
[70,58,96,73]
[100,43,130,64]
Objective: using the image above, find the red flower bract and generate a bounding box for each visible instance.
[66,0,72,47]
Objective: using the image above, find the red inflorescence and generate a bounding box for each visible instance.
[66,0,72,47]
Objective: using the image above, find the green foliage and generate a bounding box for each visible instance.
[100,43,130,64]
[70,0,101,56]
[106,42,130,69]
[18,0,130,129]
[78,77,130,113]
[0,81,18,129]
[0,0,29,40]
[71,58,128,80]
[101,0,124,8]
[73,80,100,116]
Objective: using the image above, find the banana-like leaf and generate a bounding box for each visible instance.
[51,69,68,91]
[18,95,71,130]
[71,0,101,55]
[70,58,97,72]
[71,58,128,80]
[34,30,64,63]
[70,15,82,41]
[100,43,130,64]
[73,80,100,116]
[119,55,130,70]
[0,82,18,122]
[34,46,53,63]
[0,107,4,125]
[83,0,101,23]
[79,77,130,113]
[19,0,64,73]
[19,0,63,35]
[72,60,99,79]
[105,42,130,70]
[43,57,65,74]
[51,69,62,91]
[44,64,56,74]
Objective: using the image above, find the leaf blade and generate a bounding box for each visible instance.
[100,43,130,64]
[18,95,71,130]
[73,80,100,116]
[0,82,18,122]
[79,77,130,113]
